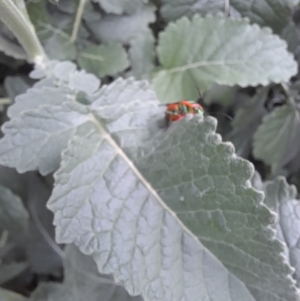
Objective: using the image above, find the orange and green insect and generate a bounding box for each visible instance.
[165,100,204,126]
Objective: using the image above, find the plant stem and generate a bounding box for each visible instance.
[224,0,230,17]
[70,0,88,43]
[0,0,47,64]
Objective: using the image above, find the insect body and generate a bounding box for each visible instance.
[165,100,204,126]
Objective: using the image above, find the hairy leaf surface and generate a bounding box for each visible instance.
[152,15,297,103]
[263,177,300,287]
[253,105,300,174]
[0,102,91,175]
[48,78,299,301]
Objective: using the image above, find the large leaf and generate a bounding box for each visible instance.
[263,176,300,287]
[160,0,299,34]
[47,78,299,301]
[253,104,300,174]
[152,15,297,103]
[0,102,90,175]
[78,43,129,78]
[85,4,156,43]
[0,184,28,233]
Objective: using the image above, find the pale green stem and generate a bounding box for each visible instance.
[0,0,47,64]
[70,0,88,43]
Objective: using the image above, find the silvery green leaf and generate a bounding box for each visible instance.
[7,86,71,118]
[85,4,156,43]
[128,28,155,80]
[0,184,29,233]
[160,0,298,34]
[229,87,269,158]
[47,77,299,301]
[78,43,129,78]
[0,35,27,60]
[263,177,300,287]
[0,262,29,284]
[0,288,28,301]
[68,71,100,95]
[0,102,90,175]
[152,14,297,103]
[253,104,300,174]
[93,0,148,14]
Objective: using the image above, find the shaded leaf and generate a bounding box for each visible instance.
[78,43,129,78]
[128,28,155,80]
[253,104,300,174]
[0,288,27,301]
[4,76,30,103]
[203,84,237,106]
[0,102,90,175]
[0,184,29,233]
[229,87,269,157]
[93,0,148,14]
[48,77,299,301]
[0,262,29,285]
[152,15,297,103]
[263,177,300,287]
[85,4,156,43]
[160,0,298,34]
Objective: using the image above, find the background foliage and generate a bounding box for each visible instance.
[1,0,300,301]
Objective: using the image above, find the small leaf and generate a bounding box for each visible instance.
[229,87,269,157]
[263,177,300,287]
[92,0,149,14]
[78,43,129,78]
[68,71,100,95]
[0,184,29,233]
[152,14,297,103]
[85,4,156,43]
[0,102,90,175]
[48,77,299,301]
[128,28,155,79]
[253,104,300,174]
[4,76,30,103]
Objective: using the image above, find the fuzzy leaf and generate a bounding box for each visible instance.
[93,0,148,14]
[0,184,29,233]
[160,0,298,34]
[263,177,300,287]
[78,43,129,78]
[85,4,156,43]
[0,102,90,175]
[7,86,71,118]
[253,104,300,174]
[47,78,299,301]
[128,28,155,79]
[152,15,297,103]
